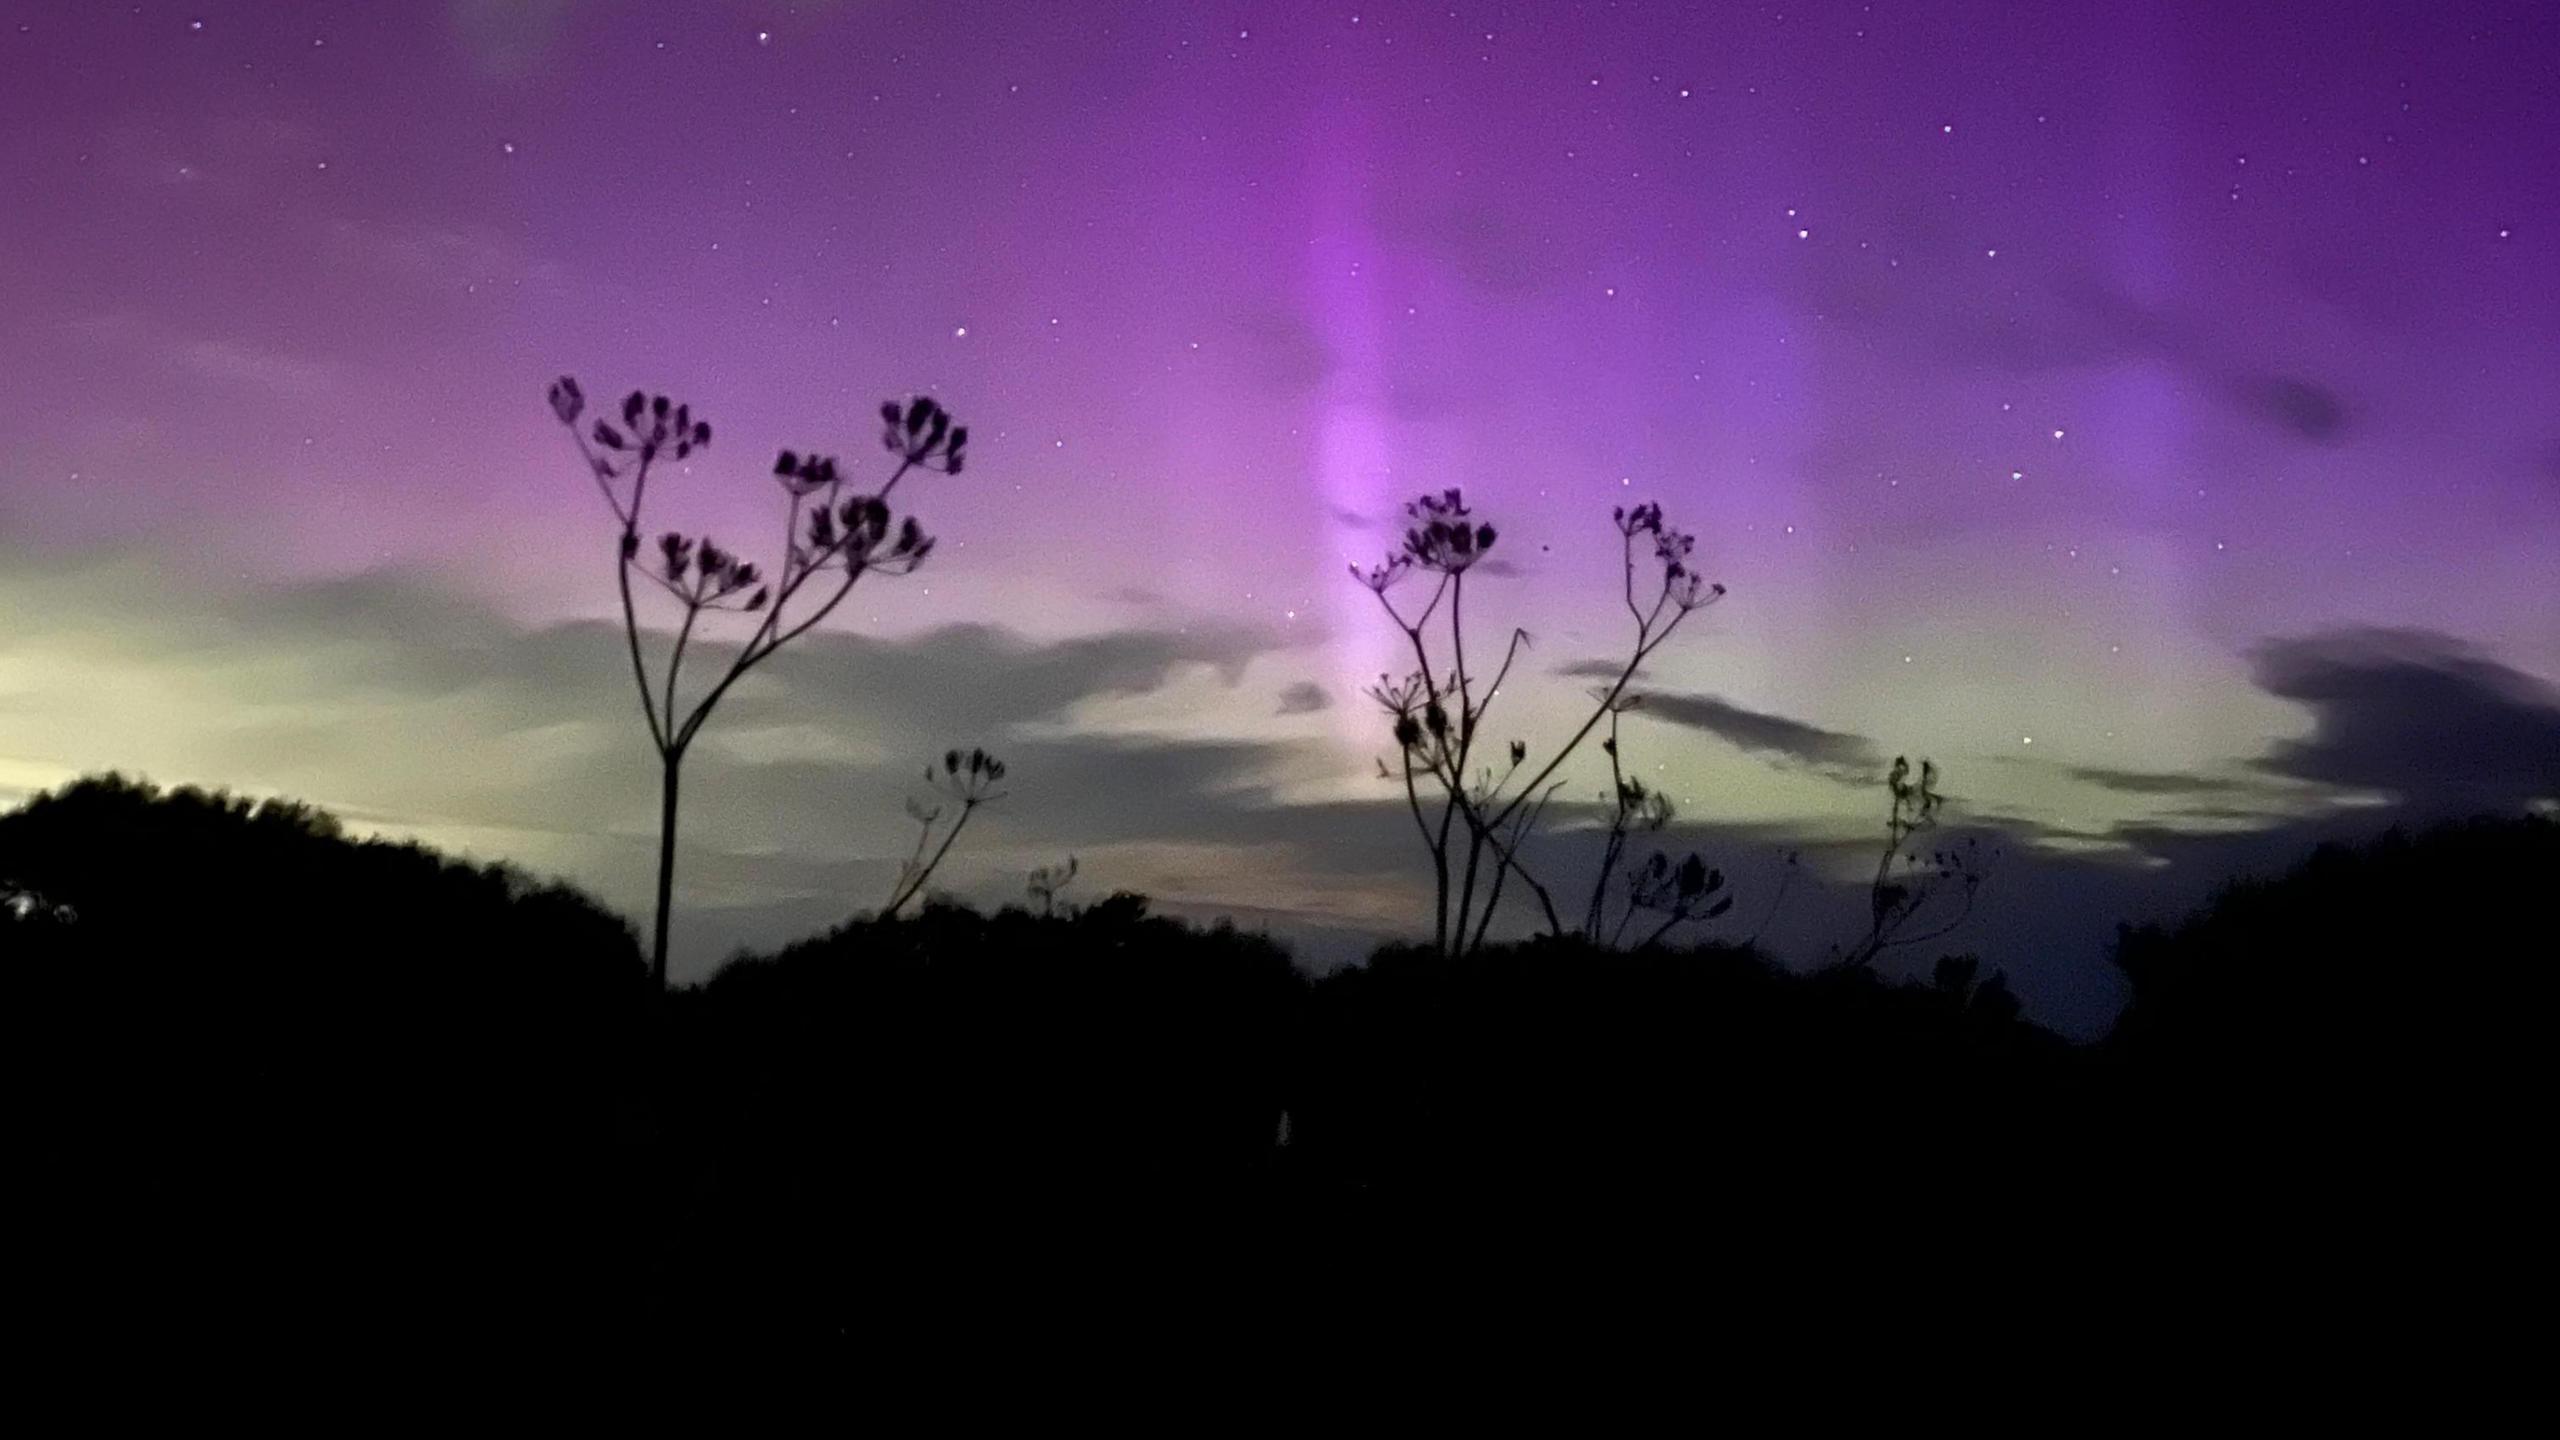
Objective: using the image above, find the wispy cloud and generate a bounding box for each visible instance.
[1275,681,1332,715]
[322,216,568,291]
[67,312,337,398]
[1554,659,1648,682]
[2063,765,2265,798]
[1630,691,1881,783]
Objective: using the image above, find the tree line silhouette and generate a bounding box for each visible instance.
[6,773,2547,1343]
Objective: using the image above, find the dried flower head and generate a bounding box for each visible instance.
[774,449,841,495]
[1352,553,1415,593]
[880,395,969,474]
[547,376,585,425]
[555,378,711,479]
[1402,488,1499,574]
[1364,672,1427,714]
[1670,573,1726,611]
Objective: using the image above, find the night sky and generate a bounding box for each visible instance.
[5,2,2555,1032]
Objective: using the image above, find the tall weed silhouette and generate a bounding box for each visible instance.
[543,378,970,988]
[1352,493,1725,953]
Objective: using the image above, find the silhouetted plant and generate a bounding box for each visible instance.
[883,747,1007,918]
[1580,700,1674,942]
[1026,854,1080,917]
[545,377,968,989]
[1743,847,1803,948]
[1931,953,2022,1024]
[1840,756,1989,967]
[1353,492,1724,954]
[1620,851,1733,950]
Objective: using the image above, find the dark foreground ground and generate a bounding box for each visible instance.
[4,777,2549,1366]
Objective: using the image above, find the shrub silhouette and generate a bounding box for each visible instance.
[1,774,646,1336]
[544,377,971,989]
[2105,815,2555,1178]
[653,894,1308,1331]
[10,769,2545,1340]
[1290,934,2073,1219]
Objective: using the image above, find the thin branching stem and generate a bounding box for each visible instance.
[663,597,701,737]
[885,797,982,918]
[1357,494,1720,956]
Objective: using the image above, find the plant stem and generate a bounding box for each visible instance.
[885,799,977,918]
[651,747,683,992]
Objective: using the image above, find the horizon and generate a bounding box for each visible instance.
[4,2,2556,1036]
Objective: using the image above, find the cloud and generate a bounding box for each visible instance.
[2246,628,2560,811]
[2064,766,2264,797]
[1275,681,1332,715]
[323,216,567,291]
[172,338,338,397]
[2231,374,2348,443]
[67,312,337,399]
[1225,308,1335,394]
[1826,270,2352,445]
[2058,281,2353,444]
[1392,200,1568,295]
[1631,692,1881,782]
[1555,659,1648,682]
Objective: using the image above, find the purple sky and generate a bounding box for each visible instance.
[4,2,2556,1030]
